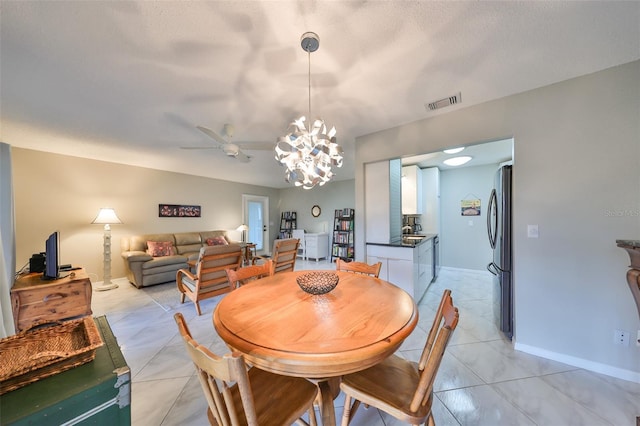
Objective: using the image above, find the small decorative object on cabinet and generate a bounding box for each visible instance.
[278,211,297,239]
[332,208,355,262]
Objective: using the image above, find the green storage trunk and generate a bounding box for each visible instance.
[1,316,131,425]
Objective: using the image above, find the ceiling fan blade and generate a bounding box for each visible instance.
[180,146,220,150]
[236,142,275,151]
[196,126,226,144]
[235,150,251,163]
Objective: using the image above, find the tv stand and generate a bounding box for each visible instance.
[11,268,92,332]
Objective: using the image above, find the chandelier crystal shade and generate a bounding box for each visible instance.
[275,32,343,189]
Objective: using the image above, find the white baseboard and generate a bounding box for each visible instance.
[439,266,492,276]
[515,342,640,384]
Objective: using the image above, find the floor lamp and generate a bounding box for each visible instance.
[92,208,122,291]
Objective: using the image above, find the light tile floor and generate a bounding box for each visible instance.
[92,261,640,425]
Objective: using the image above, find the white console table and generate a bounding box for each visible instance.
[305,233,329,261]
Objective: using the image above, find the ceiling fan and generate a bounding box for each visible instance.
[181,123,273,163]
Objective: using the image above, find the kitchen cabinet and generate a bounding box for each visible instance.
[365,159,402,244]
[402,165,423,215]
[421,167,440,234]
[416,239,433,298]
[367,236,436,302]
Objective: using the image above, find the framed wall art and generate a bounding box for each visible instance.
[461,199,481,216]
[159,204,201,218]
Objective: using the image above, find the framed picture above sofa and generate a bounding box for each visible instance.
[159,204,201,218]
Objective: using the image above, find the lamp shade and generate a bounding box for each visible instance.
[92,208,122,225]
[236,224,249,232]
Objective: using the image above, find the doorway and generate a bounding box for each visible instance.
[242,194,270,254]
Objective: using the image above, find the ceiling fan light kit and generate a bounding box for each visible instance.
[275,32,343,190]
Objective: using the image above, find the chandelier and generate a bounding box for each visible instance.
[275,32,343,189]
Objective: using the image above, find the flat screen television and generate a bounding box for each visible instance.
[43,231,60,280]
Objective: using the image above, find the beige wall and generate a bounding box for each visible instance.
[355,61,640,380]
[12,149,355,282]
[12,148,281,281]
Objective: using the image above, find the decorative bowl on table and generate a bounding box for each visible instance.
[296,272,339,295]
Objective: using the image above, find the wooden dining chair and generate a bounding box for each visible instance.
[176,244,243,315]
[292,229,306,260]
[254,238,300,274]
[226,260,274,289]
[340,289,459,426]
[335,258,382,278]
[174,313,318,426]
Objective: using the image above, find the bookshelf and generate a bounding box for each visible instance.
[331,208,355,261]
[278,211,297,239]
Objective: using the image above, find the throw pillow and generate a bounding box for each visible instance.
[206,236,229,246]
[147,241,175,257]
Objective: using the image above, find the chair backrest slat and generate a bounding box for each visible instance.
[336,258,382,278]
[271,238,300,274]
[226,260,274,289]
[174,313,258,426]
[410,291,459,412]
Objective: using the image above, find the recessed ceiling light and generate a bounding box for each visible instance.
[443,147,465,154]
[443,156,472,166]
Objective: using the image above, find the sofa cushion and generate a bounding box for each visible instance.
[141,255,187,269]
[200,231,230,243]
[206,236,229,246]
[147,241,176,257]
[127,233,176,252]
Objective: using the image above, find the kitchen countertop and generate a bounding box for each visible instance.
[367,234,437,248]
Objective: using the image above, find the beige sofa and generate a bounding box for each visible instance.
[120,230,238,288]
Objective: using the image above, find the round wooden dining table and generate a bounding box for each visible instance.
[213,270,418,426]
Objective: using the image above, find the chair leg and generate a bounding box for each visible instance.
[180,293,185,303]
[341,395,361,426]
[427,412,435,426]
[308,407,317,426]
[194,301,202,316]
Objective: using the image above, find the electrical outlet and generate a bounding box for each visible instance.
[614,329,629,346]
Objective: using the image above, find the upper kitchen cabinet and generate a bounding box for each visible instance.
[402,165,423,215]
[422,167,440,234]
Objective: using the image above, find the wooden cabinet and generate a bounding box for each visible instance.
[278,211,297,239]
[402,165,423,215]
[11,269,92,332]
[331,208,355,261]
[305,233,329,261]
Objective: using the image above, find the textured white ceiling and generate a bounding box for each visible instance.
[1,1,638,188]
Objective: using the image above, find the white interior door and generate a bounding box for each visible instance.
[242,194,269,254]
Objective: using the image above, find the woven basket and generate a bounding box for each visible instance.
[0,316,103,395]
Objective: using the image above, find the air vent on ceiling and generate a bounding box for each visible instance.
[425,92,461,111]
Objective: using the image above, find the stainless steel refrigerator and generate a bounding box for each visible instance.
[487,165,513,339]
